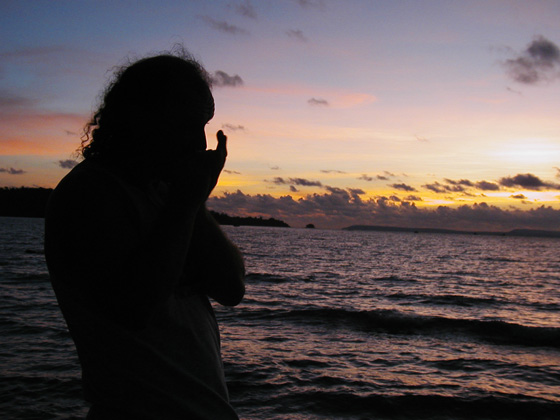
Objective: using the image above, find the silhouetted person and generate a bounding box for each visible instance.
[45,51,245,419]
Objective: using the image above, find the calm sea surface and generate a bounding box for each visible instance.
[1,217,559,419]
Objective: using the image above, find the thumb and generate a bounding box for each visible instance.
[216,130,227,159]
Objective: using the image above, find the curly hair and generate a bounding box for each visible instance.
[80,48,214,161]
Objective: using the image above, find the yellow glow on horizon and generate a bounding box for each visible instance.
[484,190,560,202]
[489,138,560,166]
[216,178,255,188]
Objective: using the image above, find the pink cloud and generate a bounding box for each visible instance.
[246,84,376,108]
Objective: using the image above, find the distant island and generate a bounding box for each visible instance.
[344,225,560,239]
[0,187,290,228]
[0,187,52,218]
[209,211,289,228]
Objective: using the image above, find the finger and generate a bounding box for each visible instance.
[216,130,227,157]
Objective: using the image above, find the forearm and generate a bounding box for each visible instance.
[185,207,245,306]
[97,200,201,328]
[143,203,199,297]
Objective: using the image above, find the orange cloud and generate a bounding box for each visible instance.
[0,111,85,156]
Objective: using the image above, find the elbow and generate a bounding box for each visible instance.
[218,295,244,307]
[212,274,245,307]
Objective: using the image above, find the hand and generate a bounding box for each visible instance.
[168,131,228,208]
[210,130,228,190]
[201,130,227,198]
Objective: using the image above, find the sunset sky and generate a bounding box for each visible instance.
[1,0,560,229]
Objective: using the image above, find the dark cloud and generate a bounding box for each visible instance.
[511,194,527,200]
[322,187,366,207]
[232,0,257,19]
[554,167,560,179]
[267,177,322,187]
[57,159,78,169]
[286,29,308,42]
[506,86,523,95]
[321,169,346,174]
[426,179,500,193]
[423,182,446,193]
[391,183,417,192]
[223,169,242,175]
[0,90,35,110]
[270,166,280,170]
[384,171,396,177]
[290,177,323,187]
[439,178,477,192]
[308,98,329,106]
[208,189,560,231]
[0,167,26,175]
[211,70,244,87]
[202,16,249,35]
[445,185,466,193]
[325,186,346,194]
[504,35,560,84]
[270,177,288,185]
[445,178,474,187]
[475,181,500,191]
[222,123,246,132]
[294,0,324,9]
[405,195,423,202]
[499,173,560,191]
[290,185,299,193]
[359,173,394,181]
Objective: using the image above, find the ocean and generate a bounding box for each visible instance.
[1,216,559,419]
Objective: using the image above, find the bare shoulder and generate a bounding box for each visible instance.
[48,160,129,220]
[45,159,140,257]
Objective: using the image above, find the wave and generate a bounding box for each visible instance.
[483,256,522,263]
[535,302,560,311]
[373,274,418,283]
[245,273,418,284]
[239,306,560,348]
[387,292,500,307]
[422,294,499,307]
[0,374,86,420]
[245,273,291,283]
[236,391,560,420]
[425,357,560,385]
[24,248,44,255]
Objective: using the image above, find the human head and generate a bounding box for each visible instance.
[81,50,214,163]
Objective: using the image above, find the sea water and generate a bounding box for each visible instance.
[0,217,559,419]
